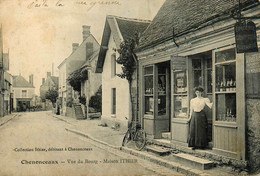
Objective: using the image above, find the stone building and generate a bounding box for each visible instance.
[58,25,100,117]
[12,74,35,112]
[40,71,59,109]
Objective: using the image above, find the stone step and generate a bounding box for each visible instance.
[161,132,171,140]
[172,153,215,170]
[145,145,171,156]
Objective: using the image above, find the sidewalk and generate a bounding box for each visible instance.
[0,113,18,126]
[52,113,125,147]
[52,113,240,176]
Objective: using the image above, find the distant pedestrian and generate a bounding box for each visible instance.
[187,87,213,150]
[56,98,60,115]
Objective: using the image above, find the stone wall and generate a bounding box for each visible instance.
[246,99,260,174]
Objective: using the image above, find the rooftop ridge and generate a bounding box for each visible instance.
[107,15,151,23]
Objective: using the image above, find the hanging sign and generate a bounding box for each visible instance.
[234,21,258,53]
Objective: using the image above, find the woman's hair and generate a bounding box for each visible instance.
[194,86,204,92]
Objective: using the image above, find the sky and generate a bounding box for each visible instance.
[0,0,165,95]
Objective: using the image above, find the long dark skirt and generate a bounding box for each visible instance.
[188,110,208,148]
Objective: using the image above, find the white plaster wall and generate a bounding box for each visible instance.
[102,32,130,124]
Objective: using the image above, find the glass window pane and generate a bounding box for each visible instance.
[215,62,236,92]
[174,95,188,118]
[174,71,187,93]
[145,97,153,115]
[192,59,201,69]
[158,66,165,74]
[158,96,166,115]
[158,75,166,95]
[193,70,202,88]
[207,69,212,93]
[144,66,153,75]
[215,48,235,63]
[216,94,236,122]
[145,76,153,94]
[207,59,212,68]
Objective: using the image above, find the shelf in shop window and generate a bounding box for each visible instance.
[158,93,166,96]
[215,60,236,66]
[144,94,154,96]
[144,74,153,76]
[173,93,188,96]
[215,90,236,94]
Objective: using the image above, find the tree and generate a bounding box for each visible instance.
[45,88,58,107]
[116,37,138,123]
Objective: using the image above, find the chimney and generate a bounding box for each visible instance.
[72,43,79,52]
[47,72,51,78]
[29,74,34,86]
[42,78,45,85]
[82,25,91,41]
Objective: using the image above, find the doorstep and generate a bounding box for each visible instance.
[151,138,248,170]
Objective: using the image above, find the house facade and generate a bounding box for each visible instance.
[67,50,101,113]
[0,26,12,117]
[40,71,59,109]
[4,71,12,115]
[135,0,260,173]
[58,25,100,116]
[96,15,150,131]
[12,75,35,112]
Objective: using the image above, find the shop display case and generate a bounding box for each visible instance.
[214,48,236,122]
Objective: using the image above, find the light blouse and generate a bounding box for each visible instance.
[190,97,213,113]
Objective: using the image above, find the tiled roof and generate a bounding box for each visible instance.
[138,0,257,50]
[96,15,150,73]
[13,75,34,88]
[115,17,151,40]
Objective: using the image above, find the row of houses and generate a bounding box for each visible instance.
[0,26,37,116]
[58,0,260,173]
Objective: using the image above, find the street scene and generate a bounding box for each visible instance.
[0,112,165,176]
[0,0,260,175]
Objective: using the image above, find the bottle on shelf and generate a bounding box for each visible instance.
[230,79,233,91]
[223,80,226,91]
[216,81,220,92]
[233,81,236,91]
[226,80,230,91]
[220,81,224,92]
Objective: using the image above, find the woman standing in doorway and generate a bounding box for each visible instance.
[188,87,213,149]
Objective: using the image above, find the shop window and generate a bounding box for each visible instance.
[144,66,153,115]
[192,59,202,88]
[111,88,116,114]
[214,48,236,122]
[206,59,212,94]
[173,71,188,118]
[158,66,166,116]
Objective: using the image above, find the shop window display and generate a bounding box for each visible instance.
[173,71,188,118]
[215,48,236,122]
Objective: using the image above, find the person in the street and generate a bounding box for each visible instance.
[187,87,213,150]
[56,98,60,115]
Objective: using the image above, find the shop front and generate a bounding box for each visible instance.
[139,45,247,160]
[139,58,171,139]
